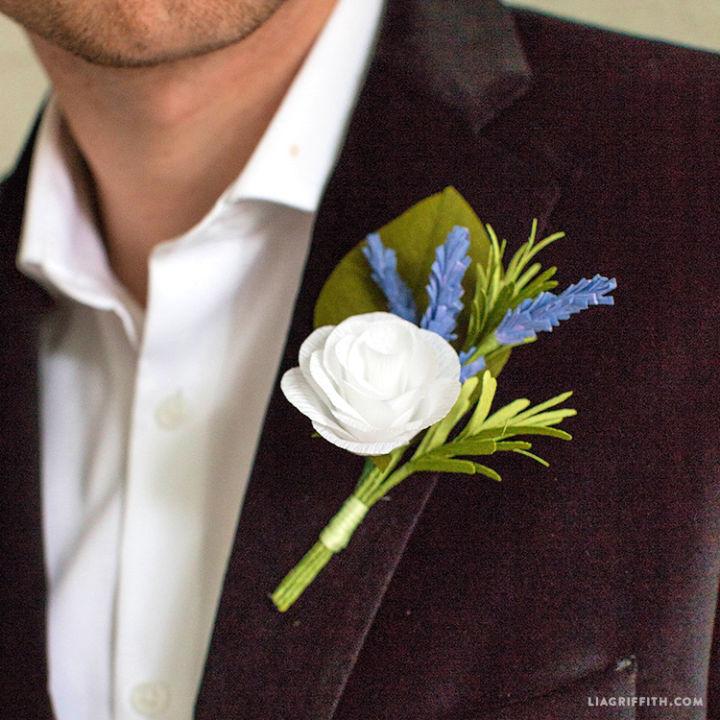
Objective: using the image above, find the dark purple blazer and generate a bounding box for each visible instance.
[2,2,720,718]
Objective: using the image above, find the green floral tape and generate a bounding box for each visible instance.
[319,496,369,553]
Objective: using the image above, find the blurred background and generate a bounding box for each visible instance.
[1,0,719,172]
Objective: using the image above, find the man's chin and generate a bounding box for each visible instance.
[4,0,287,69]
[52,36,253,70]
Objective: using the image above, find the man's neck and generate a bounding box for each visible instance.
[30,0,337,306]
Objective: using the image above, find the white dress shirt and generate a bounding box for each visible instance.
[16,2,385,718]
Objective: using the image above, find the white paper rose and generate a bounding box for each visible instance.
[280,312,462,456]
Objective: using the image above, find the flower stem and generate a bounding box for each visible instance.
[271,540,334,612]
[271,454,409,612]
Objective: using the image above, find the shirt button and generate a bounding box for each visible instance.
[154,391,187,430]
[130,682,170,717]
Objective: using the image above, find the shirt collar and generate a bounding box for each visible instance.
[17,101,136,308]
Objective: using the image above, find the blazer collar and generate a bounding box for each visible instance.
[375,0,532,130]
[197,2,560,719]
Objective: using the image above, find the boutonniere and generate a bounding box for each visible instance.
[272,187,616,612]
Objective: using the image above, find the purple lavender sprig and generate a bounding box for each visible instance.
[362,233,418,323]
[495,275,617,345]
[419,226,472,341]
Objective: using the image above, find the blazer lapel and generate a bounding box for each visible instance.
[197,2,563,719]
[0,127,55,717]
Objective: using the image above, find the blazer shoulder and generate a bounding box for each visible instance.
[512,9,720,86]
[496,8,720,180]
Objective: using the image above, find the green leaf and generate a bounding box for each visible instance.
[314,187,492,329]
[480,225,504,301]
[514,262,542,292]
[480,282,515,339]
[512,391,574,422]
[519,409,577,427]
[465,272,487,350]
[473,463,503,482]
[429,439,497,457]
[411,457,478,475]
[494,441,533,452]
[521,231,565,268]
[512,449,550,467]
[469,425,573,441]
[511,426,573,440]
[460,370,497,438]
[481,399,532,429]
[505,218,538,281]
[513,266,559,307]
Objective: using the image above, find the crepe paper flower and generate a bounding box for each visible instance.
[459,347,486,382]
[495,275,617,345]
[362,234,418,323]
[272,190,617,614]
[280,312,462,456]
[420,226,472,341]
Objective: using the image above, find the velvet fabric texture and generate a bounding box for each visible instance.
[1,1,720,717]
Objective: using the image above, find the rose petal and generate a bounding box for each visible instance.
[311,420,419,456]
[307,351,370,429]
[280,367,344,433]
[412,377,462,425]
[298,325,334,371]
[356,340,407,397]
[417,326,462,381]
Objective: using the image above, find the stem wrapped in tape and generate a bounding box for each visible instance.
[271,495,370,612]
[319,497,369,553]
